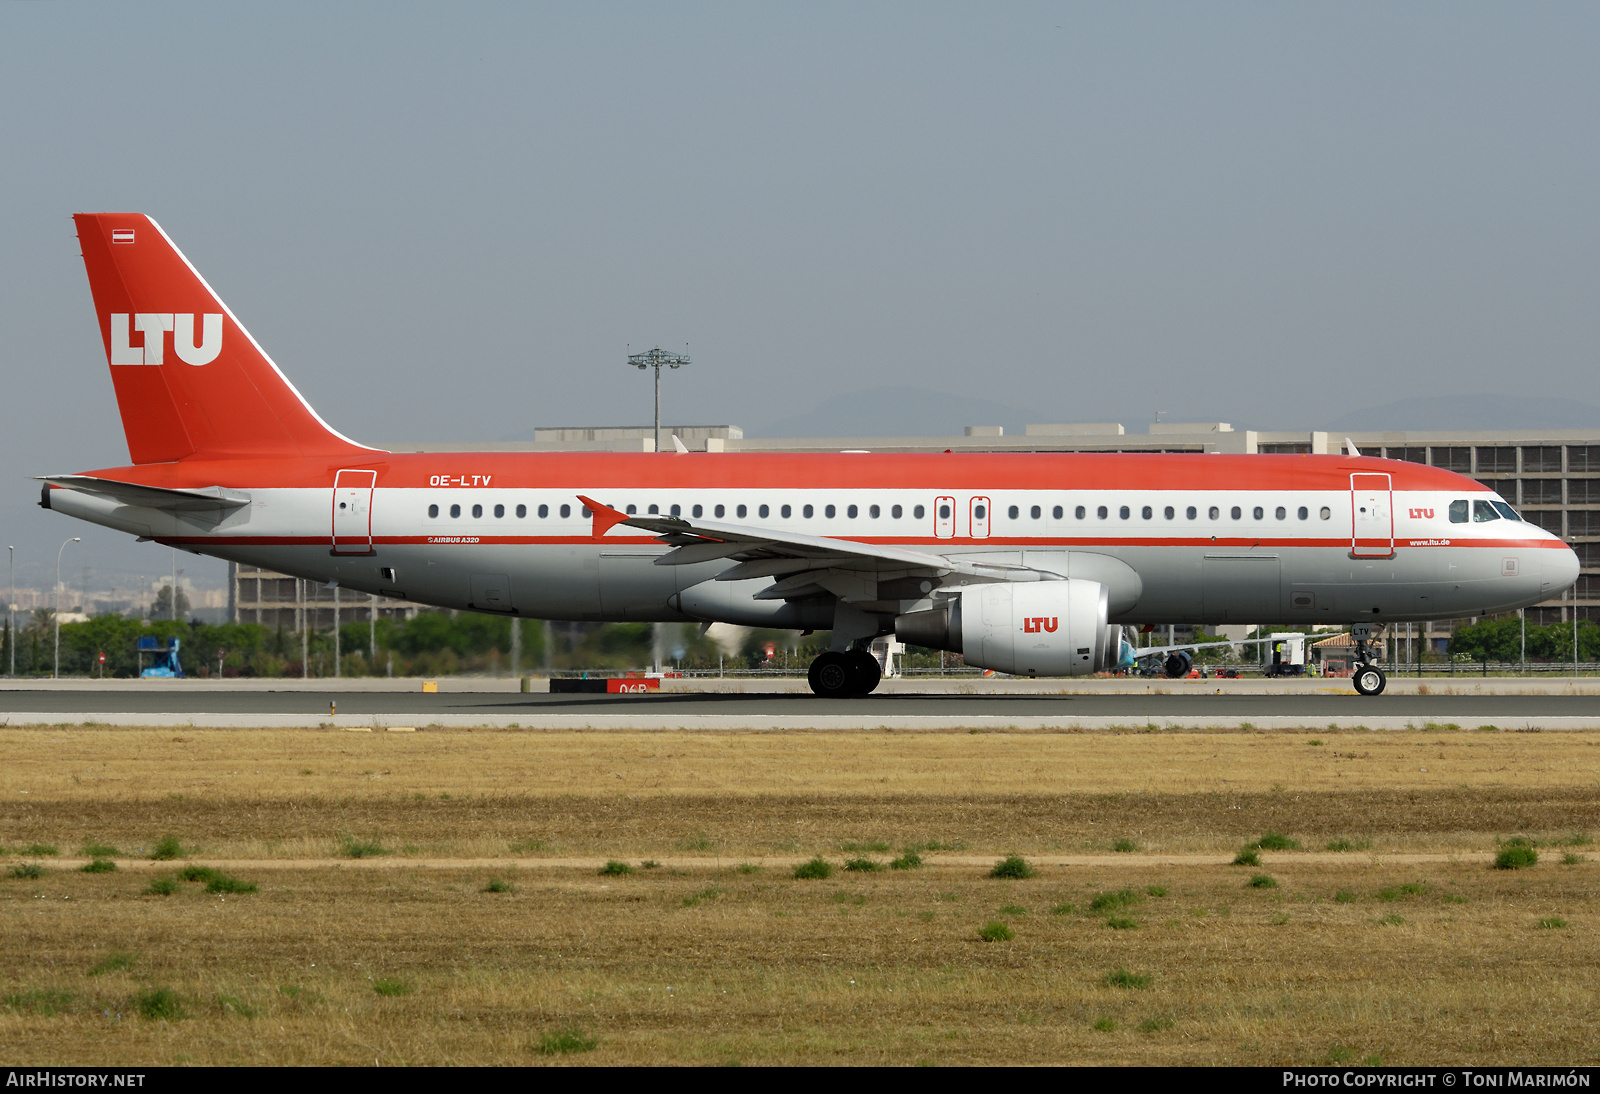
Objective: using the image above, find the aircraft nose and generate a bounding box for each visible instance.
[1542,542,1581,597]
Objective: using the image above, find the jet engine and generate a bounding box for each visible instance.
[895,578,1117,677]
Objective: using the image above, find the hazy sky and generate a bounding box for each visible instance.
[2,2,1598,589]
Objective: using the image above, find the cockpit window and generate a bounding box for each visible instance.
[1472,500,1500,522]
[1449,500,1468,524]
[1492,501,1521,522]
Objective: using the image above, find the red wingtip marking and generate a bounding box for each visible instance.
[578,495,629,538]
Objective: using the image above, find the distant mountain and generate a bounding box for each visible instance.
[751,385,1037,439]
[1326,395,1600,433]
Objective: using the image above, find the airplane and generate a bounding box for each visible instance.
[40,214,1581,699]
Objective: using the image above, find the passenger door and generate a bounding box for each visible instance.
[1350,473,1394,558]
[331,469,377,554]
[934,496,955,539]
[969,496,991,539]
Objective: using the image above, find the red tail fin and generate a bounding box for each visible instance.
[74,214,373,463]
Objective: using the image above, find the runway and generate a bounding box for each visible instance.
[1,680,1594,730]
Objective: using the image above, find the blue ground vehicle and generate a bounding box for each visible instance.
[138,636,186,679]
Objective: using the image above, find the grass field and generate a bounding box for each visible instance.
[1,725,1597,1065]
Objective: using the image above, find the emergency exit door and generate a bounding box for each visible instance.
[332,469,377,554]
[1350,473,1394,559]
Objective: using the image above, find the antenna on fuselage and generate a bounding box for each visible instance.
[1344,437,1363,457]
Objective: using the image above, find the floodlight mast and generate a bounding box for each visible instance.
[627,346,690,453]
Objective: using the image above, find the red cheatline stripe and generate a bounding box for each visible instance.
[155,535,1570,550]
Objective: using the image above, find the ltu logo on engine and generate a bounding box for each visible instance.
[1022,617,1058,633]
[109,313,223,366]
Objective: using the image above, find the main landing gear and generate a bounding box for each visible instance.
[1348,626,1387,696]
[807,648,883,699]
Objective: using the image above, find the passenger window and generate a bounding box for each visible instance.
[1186,506,1196,519]
[670,504,682,517]
[714,504,725,518]
[824,504,835,518]
[692,504,703,518]
[1297,506,1307,520]
[516,503,526,518]
[1117,506,1129,519]
[1473,500,1500,522]
[1163,506,1174,519]
[939,503,951,519]
[1449,500,1468,523]
[1319,507,1331,520]
[1231,506,1242,520]
[913,504,925,519]
[494,503,505,518]
[849,504,860,518]
[1141,506,1152,519]
[428,504,439,518]
[1097,505,1108,519]
[1073,505,1084,519]
[757,504,768,518]
[450,503,461,518]
[1275,506,1285,520]
[1209,506,1220,520]
[581,505,592,518]
[625,504,637,514]
[781,504,791,518]
[1252,506,1264,520]
[737,504,747,518]
[975,504,987,520]
[538,503,548,518]
[648,504,659,515]
[472,503,483,518]
[869,504,879,518]
[803,504,814,518]
[559,503,571,518]
[1053,505,1064,519]
[1031,505,1041,519]
[890,504,901,519]
[1008,505,1019,519]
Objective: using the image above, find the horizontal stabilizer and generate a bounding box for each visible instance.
[39,475,250,513]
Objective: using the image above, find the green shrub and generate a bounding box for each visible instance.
[1334,890,1357,904]
[205,874,257,894]
[3,989,73,1016]
[1442,893,1469,904]
[599,860,633,876]
[989,855,1034,879]
[80,842,118,858]
[145,877,179,896]
[1050,902,1076,915]
[1563,852,1585,865]
[843,857,883,873]
[24,844,59,857]
[372,978,411,996]
[216,993,258,1018]
[889,851,923,870]
[1089,889,1142,913]
[88,952,137,977]
[1104,916,1139,930]
[340,836,388,859]
[151,835,184,861]
[1247,874,1278,889]
[682,886,722,907]
[642,860,663,870]
[1104,968,1150,989]
[179,866,222,884]
[840,840,890,853]
[1112,839,1139,853]
[998,904,1027,916]
[482,878,514,893]
[9,863,44,879]
[1146,885,1168,897]
[133,987,185,1021]
[535,1028,598,1055]
[1495,846,1538,870]
[80,858,117,874]
[1093,1016,1117,1032]
[1254,832,1300,851]
[978,921,1014,942]
[1139,1014,1175,1032]
[793,857,832,880]
[1232,848,1261,867]
[1537,917,1568,930]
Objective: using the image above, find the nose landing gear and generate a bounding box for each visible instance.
[807,648,883,698]
[1348,625,1387,696]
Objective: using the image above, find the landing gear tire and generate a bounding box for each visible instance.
[808,651,854,698]
[1352,664,1387,696]
[846,648,882,696]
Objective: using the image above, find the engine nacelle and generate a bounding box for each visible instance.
[895,579,1114,676]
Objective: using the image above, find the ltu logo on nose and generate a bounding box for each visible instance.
[110,313,222,366]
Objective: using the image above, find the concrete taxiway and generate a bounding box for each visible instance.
[0,676,1594,730]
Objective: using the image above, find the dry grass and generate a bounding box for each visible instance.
[1,726,1598,1064]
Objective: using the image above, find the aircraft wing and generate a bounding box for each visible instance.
[577,495,1060,602]
[39,476,251,513]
